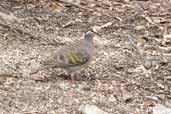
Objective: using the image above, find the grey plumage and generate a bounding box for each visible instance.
[31,31,95,74]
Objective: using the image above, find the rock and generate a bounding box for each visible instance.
[79,104,109,114]
[153,104,171,114]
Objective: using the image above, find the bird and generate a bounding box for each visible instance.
[31,31,95,80]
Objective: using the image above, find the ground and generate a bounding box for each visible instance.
[0,0,171,114]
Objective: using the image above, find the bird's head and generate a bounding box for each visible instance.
[84,31,95,42]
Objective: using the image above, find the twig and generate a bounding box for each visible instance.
[0,74,18,78]
[0,23,39,40]
[0,12,20,24]
[57,0,93,12]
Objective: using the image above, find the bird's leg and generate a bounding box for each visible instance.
[70,73,76,82]
[65,71,75,82]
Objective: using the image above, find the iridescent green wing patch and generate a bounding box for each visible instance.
[67,51,88,65]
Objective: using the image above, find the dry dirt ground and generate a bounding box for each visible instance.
[0,0,171,114]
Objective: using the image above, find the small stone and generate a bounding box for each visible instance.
[122,92,133,103]
[134,25,145,31]
[79,104,109,114]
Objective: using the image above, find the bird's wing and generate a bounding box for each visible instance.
[57,46,90,67]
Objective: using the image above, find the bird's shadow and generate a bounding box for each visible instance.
[34,71,96,83]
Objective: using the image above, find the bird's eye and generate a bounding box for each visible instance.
[59,54,65,61]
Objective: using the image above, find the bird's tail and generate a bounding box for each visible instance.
[30,64,56,74]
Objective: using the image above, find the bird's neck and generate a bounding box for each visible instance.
[84,37,93,44]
